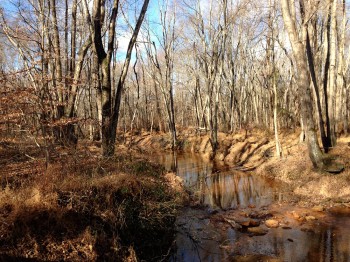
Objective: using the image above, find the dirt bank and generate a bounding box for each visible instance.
[257,136,350,207]
[0,141,183,261]
[123,129,276,168]
[123,129,350,207]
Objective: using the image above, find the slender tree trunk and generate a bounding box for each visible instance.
[93,56,102,141]
[336,0,346,133]
[70,0,77,76]
[64,0,69,89]
[328,0,337,146]
[269,0,282,157]
[153,80,163,132]
[273,73,282,157]
[108,0,150,156]
[50,0,65,142]
[65,39,92,119]
[306,29,329,152]
[50,0,63,105]
[323,10,332,149]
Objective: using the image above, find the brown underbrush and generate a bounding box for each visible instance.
[2,129,349,261]
[0,140,182,261]
[255,136,350,206]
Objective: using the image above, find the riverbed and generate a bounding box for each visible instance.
[153,153,350,262]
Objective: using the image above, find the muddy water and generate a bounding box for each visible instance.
[154,153,350,262]
[156,153,276,210]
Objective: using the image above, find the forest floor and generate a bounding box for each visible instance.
[0,139,185,261]
[1,129,350,261]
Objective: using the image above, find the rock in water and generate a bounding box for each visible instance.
[291,211,300,220]
[247,226,268,236]
[265,219,279,228]
[312,205,324,212]
[235,218,251,227]
[232,255,282,262]
[305,215,316,221]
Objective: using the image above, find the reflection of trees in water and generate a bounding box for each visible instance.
[206,172,272,209]
[171,217,350,262]
[315,225,349,262]
[320,228,334,262]
[165,154,273,210]
[160,153,350,262]
[170,151,177,172]
[224,220,350,262]
[258,218,350,262]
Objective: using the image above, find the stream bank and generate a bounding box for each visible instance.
[126,129,350,260]
[125,129,350,207]
[152,152,350,261]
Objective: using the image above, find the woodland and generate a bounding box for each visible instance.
[0,0,350,261]
[0,0,349,166]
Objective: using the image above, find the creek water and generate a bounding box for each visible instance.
[154,153,350,262]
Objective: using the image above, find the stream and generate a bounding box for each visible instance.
[154,153,350,262]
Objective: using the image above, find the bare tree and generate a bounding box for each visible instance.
[280,0,324,168]
[144,0,178,149]
[86,0,150,156]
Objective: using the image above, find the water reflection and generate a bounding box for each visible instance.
[206,172,273,210]
[154,153,350,262]
[170,221,350,262]
[155,153,274,210]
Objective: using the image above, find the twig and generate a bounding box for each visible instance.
[25,154,36,160]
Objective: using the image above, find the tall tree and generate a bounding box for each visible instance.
[87,0,150,156]
[328,0,337,147]
[336,0,347,133]
[305,9,330,152]
[280,0,324,168]
[268,0,282,157]
[87,0,119,156]
[144,0,178,149]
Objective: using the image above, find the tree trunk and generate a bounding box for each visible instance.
[108,0,150,156]
[269,0,282,157]
[328,0,337,147]
[280,0,324,168]
[306,28,329,151]
[89,0,119,156]
[70,0,77,76]
[336,0,346,133]
[50,0,65,142]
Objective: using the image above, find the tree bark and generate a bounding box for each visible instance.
[280,0,324,168]
[328,0,337,146]
[306,28,329,152]
[337,0,346,133]
[107,0,150,156]
[49,0,63,112]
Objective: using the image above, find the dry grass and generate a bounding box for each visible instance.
[0,140,182,261]
[257,135,350,205]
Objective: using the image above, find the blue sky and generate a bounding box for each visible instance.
[1,0,19,15]
[0,0,161,59]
